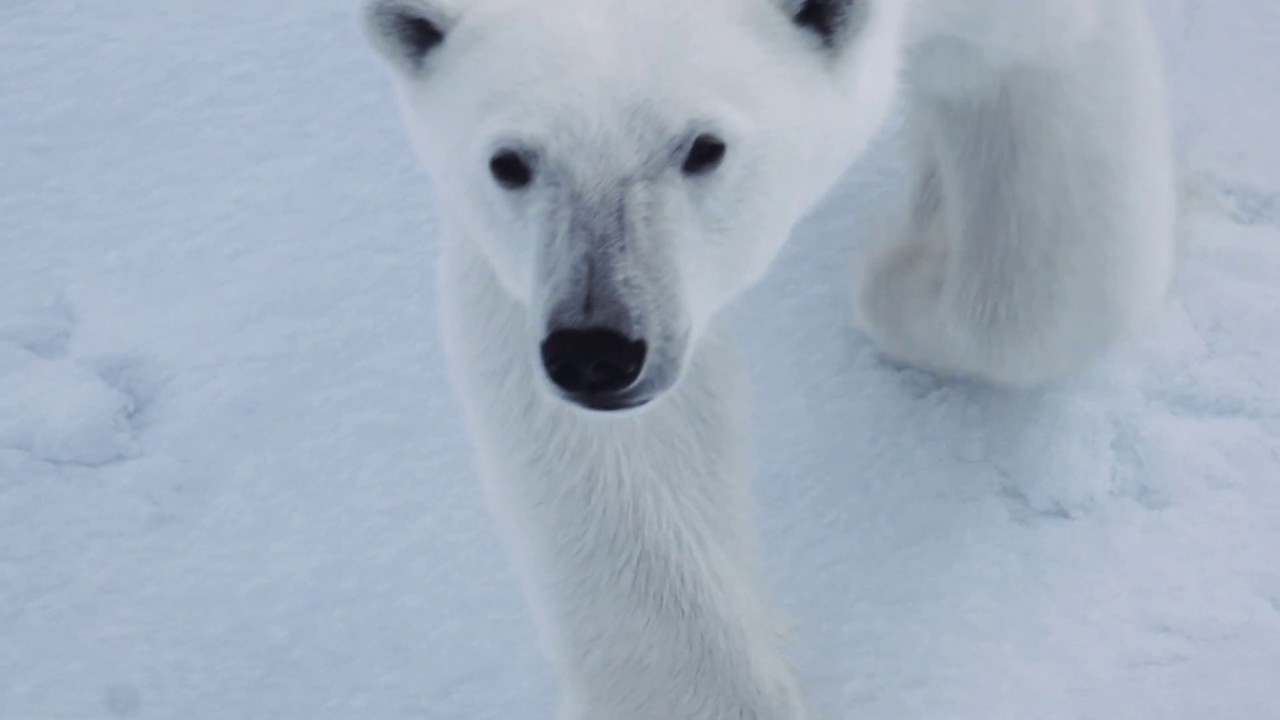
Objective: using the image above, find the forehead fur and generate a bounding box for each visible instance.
[424,0,814,133]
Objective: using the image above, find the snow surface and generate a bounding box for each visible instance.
[2,1,1278,718]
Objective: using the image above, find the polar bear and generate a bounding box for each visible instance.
[362,0,1175,717]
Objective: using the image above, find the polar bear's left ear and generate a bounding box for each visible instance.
[783,0,862,51]
[362,0,455,74]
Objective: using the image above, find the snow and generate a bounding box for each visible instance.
[1,1,1277,718]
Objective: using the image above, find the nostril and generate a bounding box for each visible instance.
[540,329,647,397]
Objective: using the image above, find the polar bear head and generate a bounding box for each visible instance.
[364,0,904,410]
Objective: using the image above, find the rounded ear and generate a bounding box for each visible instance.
[362,0,454,73]
[784,0,863,50]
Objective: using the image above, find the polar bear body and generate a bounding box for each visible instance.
[363,0,1175,716]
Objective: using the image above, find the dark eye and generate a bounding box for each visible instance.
[682,134,727,176]
[490,150,534,190]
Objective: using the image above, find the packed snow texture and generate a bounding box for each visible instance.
[2,1,1278,718]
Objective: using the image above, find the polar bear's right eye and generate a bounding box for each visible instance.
[490,150,535,190]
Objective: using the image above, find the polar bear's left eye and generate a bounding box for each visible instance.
[682,134,727,177]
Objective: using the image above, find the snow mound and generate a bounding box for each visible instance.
[0,341,138,468]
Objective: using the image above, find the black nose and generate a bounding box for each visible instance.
[540,329,647,400]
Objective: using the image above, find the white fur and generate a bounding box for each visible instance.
[859,0,1175,386]
[363,0,1176,716]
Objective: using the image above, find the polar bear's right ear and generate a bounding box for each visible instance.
[362,0,454,74]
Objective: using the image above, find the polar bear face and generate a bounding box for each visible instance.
[365,0,904,410]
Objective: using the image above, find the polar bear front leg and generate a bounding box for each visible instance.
[855,151,963,377]
[857,3,1177,386]
[437,239,807,720]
